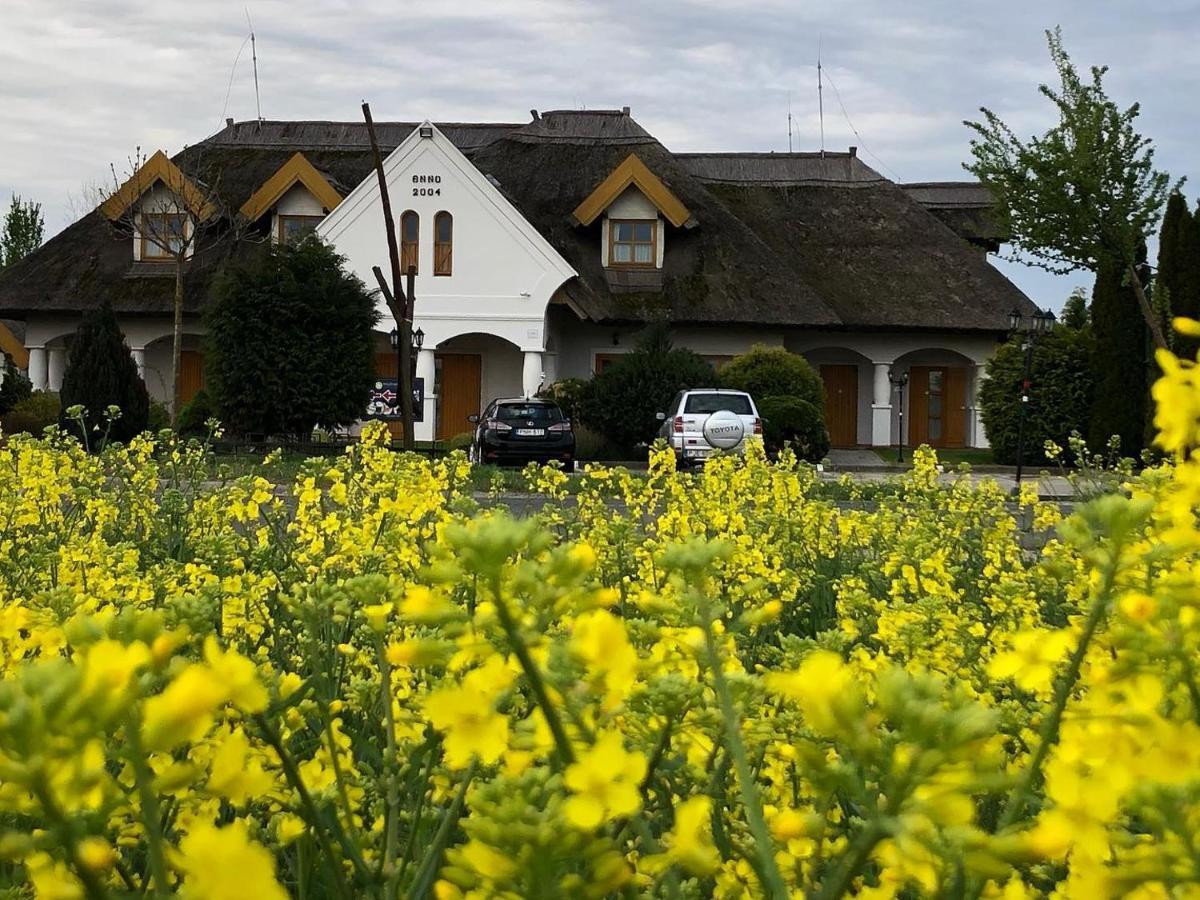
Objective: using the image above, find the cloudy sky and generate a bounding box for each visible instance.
[3,0,1197,308]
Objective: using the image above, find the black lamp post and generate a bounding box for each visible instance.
[1008,306,1056,485]
[391,326,426,420]
[888,368,910,462]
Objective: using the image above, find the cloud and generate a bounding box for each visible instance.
[0,0,1195,308]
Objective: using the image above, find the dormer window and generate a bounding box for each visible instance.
[141,212,187,259]
[278,214,323,243]
[609,220,656,267]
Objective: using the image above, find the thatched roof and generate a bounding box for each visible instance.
[0,110,1034,331]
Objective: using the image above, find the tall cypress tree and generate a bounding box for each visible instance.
[1156,192,1198,354]
[1090,249,1150,456]
[59,300,150,448]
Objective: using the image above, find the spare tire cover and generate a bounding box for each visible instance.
[703,409,745,449]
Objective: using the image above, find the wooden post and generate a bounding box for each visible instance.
[362,101,415,449]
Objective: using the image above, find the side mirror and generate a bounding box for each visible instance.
[467,414,480,424]
[655,411,666,421]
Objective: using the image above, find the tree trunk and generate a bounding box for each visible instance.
[1128,261,1169,351]
[172,259,184,424]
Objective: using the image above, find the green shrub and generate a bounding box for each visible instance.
[0,353,32,416]
[538,378,591,426]
[979,325,1096,465]
[573,424,625,461]
[720,346,825,409]
[147,400,171,433]
[582,331,714,453]
[758,395,830,461]
[176,389,216,439]
[58,300,149,448]
[206,238,378,437]
[446,431,474,452]
[2,391,60,435]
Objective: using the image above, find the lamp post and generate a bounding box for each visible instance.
[888,368,910,462]
[391,326,426,423]
[1008,306,1056,486]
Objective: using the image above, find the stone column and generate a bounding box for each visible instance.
[970,364,990,448]
[415,349,437,442]
[870,361,893,447]
[522,351,543,398]
[541,352,559,386]
[47,347,67,392]
[27,347,47,392]
[131,348,146,381]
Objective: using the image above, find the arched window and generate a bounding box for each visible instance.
[434,211,453,276]
[400,211,419,274]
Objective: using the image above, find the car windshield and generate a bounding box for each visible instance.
[494,403,564,422]
[684,393,752,415]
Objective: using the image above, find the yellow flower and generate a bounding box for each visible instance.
[987,629,1074,694]
[766,650,858,735]
[206,726,275,806]
[563,731,647,830]
[571,609,639,708]
[75,837,116,873]
[174,821,288,900]
[142,664,228,751]
[660,795,721,876]
[424,684,509,770]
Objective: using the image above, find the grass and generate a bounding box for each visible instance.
[871,448,997,467]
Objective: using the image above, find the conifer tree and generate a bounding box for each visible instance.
[1089,250,1149,455]
[59,300,150,448]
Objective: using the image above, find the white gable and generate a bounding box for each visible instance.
[318,122,577,352]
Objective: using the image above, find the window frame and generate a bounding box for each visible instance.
[400,210,419,274]
[140,211,187,260]
[433,211,453,276]
[277,214,324,244]
[607,218,657,268]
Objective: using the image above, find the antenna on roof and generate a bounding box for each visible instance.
[246,8,262,125]
[787,90,793,153]
[817,35,826,158]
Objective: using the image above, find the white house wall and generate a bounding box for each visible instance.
[270,184,327,239]
[318,123,576,353]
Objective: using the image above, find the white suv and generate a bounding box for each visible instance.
[656,389,762,466]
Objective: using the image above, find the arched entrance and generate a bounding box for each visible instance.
[434,333,524,441]
[892,348,976,449]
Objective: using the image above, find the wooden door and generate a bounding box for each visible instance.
[909,366,967,449]
[820,364,859,448]
[436,353,481,441]
[179,350,204,404]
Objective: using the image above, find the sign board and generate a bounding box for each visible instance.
[367,377,424,423]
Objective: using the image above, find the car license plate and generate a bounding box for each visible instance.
[516,428,544,436]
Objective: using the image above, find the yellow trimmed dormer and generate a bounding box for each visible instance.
[572,154,693,272]
[240,153,342,242]
[100,150,215,262]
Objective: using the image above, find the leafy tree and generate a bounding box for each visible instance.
[1089,252,1150,455]
[964,27,1179,349]
[979,308,1095,465]
[205,238,378,438]
[59,300,150,447]
[0,195,44,267]
[0,352,32,416]
[582,329,714,453]
[718,346,825,409]
[1059,287,1090,330]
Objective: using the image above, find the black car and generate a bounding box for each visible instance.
[467,398,575,468]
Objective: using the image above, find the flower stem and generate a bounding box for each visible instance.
[124,715,170,898]
[701,620,788,899]
[491,575,576,766]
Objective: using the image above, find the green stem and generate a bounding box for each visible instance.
[995,559,1117,832]
[812,823,885,900]
[406,763,475,900]
[30,776,112,900]
[490,576,576,766]
[701,620,788,900]
[377,639,401,882]
[253,714,355,900]
[124,715,170,898]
